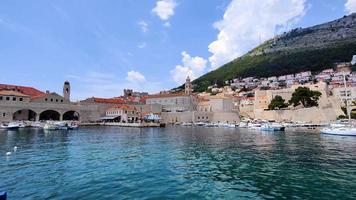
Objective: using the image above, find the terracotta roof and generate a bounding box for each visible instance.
[108,104,136,111]
[0,90,29,97]
[147,92,188,99]
[0,84,45,97]
[93,97,126,104]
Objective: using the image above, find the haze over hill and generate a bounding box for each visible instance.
[188,13,356,92]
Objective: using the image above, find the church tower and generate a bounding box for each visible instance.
[63,81,70,101]
[185,76,192,95]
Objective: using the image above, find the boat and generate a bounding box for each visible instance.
[194,122,206,126]
[44,121,68,130]
[6,122,21,130]
[321,126,356,136]
[182,122,193,126]
[68,123,79,130]
[320,72,356,136]
[248,121,262,130]
[260,122,285,132]
[238,121,248,128]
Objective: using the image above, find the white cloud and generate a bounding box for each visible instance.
[138,20,149,33]
[346,0,356,13]
[138,42,147,49]
[208,0,306,70]
[152,0,177,21]
[171,51,208,84]
[126,70,146,82]
[163,21,171,27]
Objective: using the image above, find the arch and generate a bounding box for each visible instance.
[62,111,80,121]
[13,109,37,121]
[39,110,60,121]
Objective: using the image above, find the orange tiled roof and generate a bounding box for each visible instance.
[108,104,136,111]
[147,92,188,99]
[0,84,45,97]
[0,90,29,97]
[93,97,126,104]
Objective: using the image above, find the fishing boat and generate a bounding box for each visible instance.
[321,72,356,136]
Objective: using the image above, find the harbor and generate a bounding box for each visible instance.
[1,126,356,199]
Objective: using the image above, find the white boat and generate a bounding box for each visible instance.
[6,122,21,130]
[194,122,206,126]
[321,126,356,136]
[320,72,356,136]
[238,121,248,128]
[248,122,262,130]
[68,122,79,130]
[44,121,68,130]
[260,123,285,132]
[181,122,193,126]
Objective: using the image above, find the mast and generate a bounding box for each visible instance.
[343,72,351,122]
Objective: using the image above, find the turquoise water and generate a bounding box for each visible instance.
[1,127,356,200]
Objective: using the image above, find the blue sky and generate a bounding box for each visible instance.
[0,0,355,100]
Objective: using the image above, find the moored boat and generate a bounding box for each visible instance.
[321,126,356,136]
[260,122,285,132]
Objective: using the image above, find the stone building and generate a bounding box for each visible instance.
[0,82,99,123]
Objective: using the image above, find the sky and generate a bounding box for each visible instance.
[0,0,355,100]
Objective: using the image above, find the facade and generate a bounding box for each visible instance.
[0,82,99,123]
[104,105,139,123]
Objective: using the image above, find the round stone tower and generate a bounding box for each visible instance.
[63,81,70,101]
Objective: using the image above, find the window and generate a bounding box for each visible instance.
[19,98,23,101]
[61,100,63,102]
[0,96,2,100]
[50,99,53,102]
[6,97,10,101]
[56,99,58,102]
[45,98,48,101]
[13,97,16,101]
[2,113,5,117]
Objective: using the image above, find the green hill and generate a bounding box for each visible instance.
[189,13,356,92]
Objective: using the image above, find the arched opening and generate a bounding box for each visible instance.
[39,110,60,121]
[62,111,80,121]
[13,109,37,121]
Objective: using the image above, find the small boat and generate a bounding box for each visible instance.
[238,121,248,128]
[44,121,68,130]
[68,122,79,130]
[248,122,262,130]
[260,123,285,132]
[321,126,356,136]
[182,122,193,126]
[6,122,20,130]
[194,122,206,126]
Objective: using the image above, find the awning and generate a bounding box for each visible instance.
[100,116,118,120]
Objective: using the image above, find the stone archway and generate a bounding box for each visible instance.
[13,109,37,121]
[62,111,80,121]
[39,110,60,121]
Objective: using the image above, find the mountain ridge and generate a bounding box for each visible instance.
[188,13,356,92]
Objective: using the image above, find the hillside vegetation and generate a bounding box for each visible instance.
[189,14,356,92]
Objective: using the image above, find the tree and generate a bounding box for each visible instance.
[268,95,288,110]
[289,87,322,107]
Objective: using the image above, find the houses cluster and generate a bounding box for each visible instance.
[229,62,356,92]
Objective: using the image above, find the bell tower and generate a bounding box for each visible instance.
[185,76,192,95]
[63,81,70,101]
